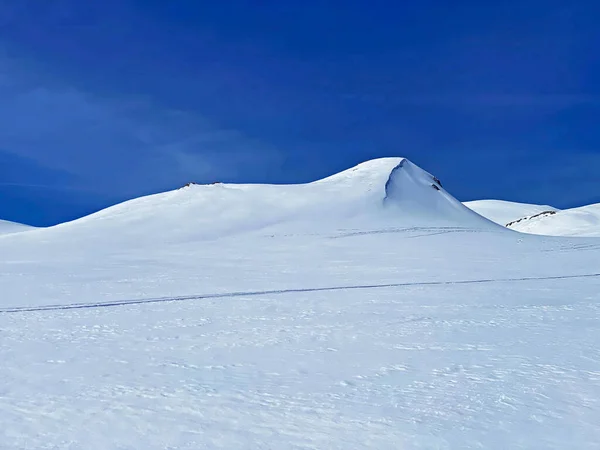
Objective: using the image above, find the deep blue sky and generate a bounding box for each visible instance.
[1,0,599,226]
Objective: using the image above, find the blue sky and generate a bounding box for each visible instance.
[1,0,599,226]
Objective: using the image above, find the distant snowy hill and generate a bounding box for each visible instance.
[465,199,600,237]
[0,219,35,235]
[1,158,600,449]
[508,203,600,237]
[464,200,557,226]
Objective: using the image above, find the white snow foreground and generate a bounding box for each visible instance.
[1,157,600,449]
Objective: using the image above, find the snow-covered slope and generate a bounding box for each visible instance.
[1,158,600,449]
[0,219,35,235]
[464,199,557,226]
[508,203,600,237]
[25,157,499,245]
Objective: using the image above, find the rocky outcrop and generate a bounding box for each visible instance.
[506,210,557,228]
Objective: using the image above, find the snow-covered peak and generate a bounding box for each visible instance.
[315,157,406,185]
[37,157,499,243]
[381,158,496,227]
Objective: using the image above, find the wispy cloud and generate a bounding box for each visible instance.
[0,53,283,197]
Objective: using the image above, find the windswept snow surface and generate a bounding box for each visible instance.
[0,219,35,235]
[464,199,557,226]
[1,158,600,449]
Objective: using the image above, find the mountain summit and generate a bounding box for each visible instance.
[35,158,498,244]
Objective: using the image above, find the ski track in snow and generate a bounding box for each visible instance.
[2,278,600,449]
[2,272,600,314]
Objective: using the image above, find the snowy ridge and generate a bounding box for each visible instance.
[0,219,35,236]
[506,210,557,228]
[508,203,600,237]
[464,199,558,226]
[466,199,600,237]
